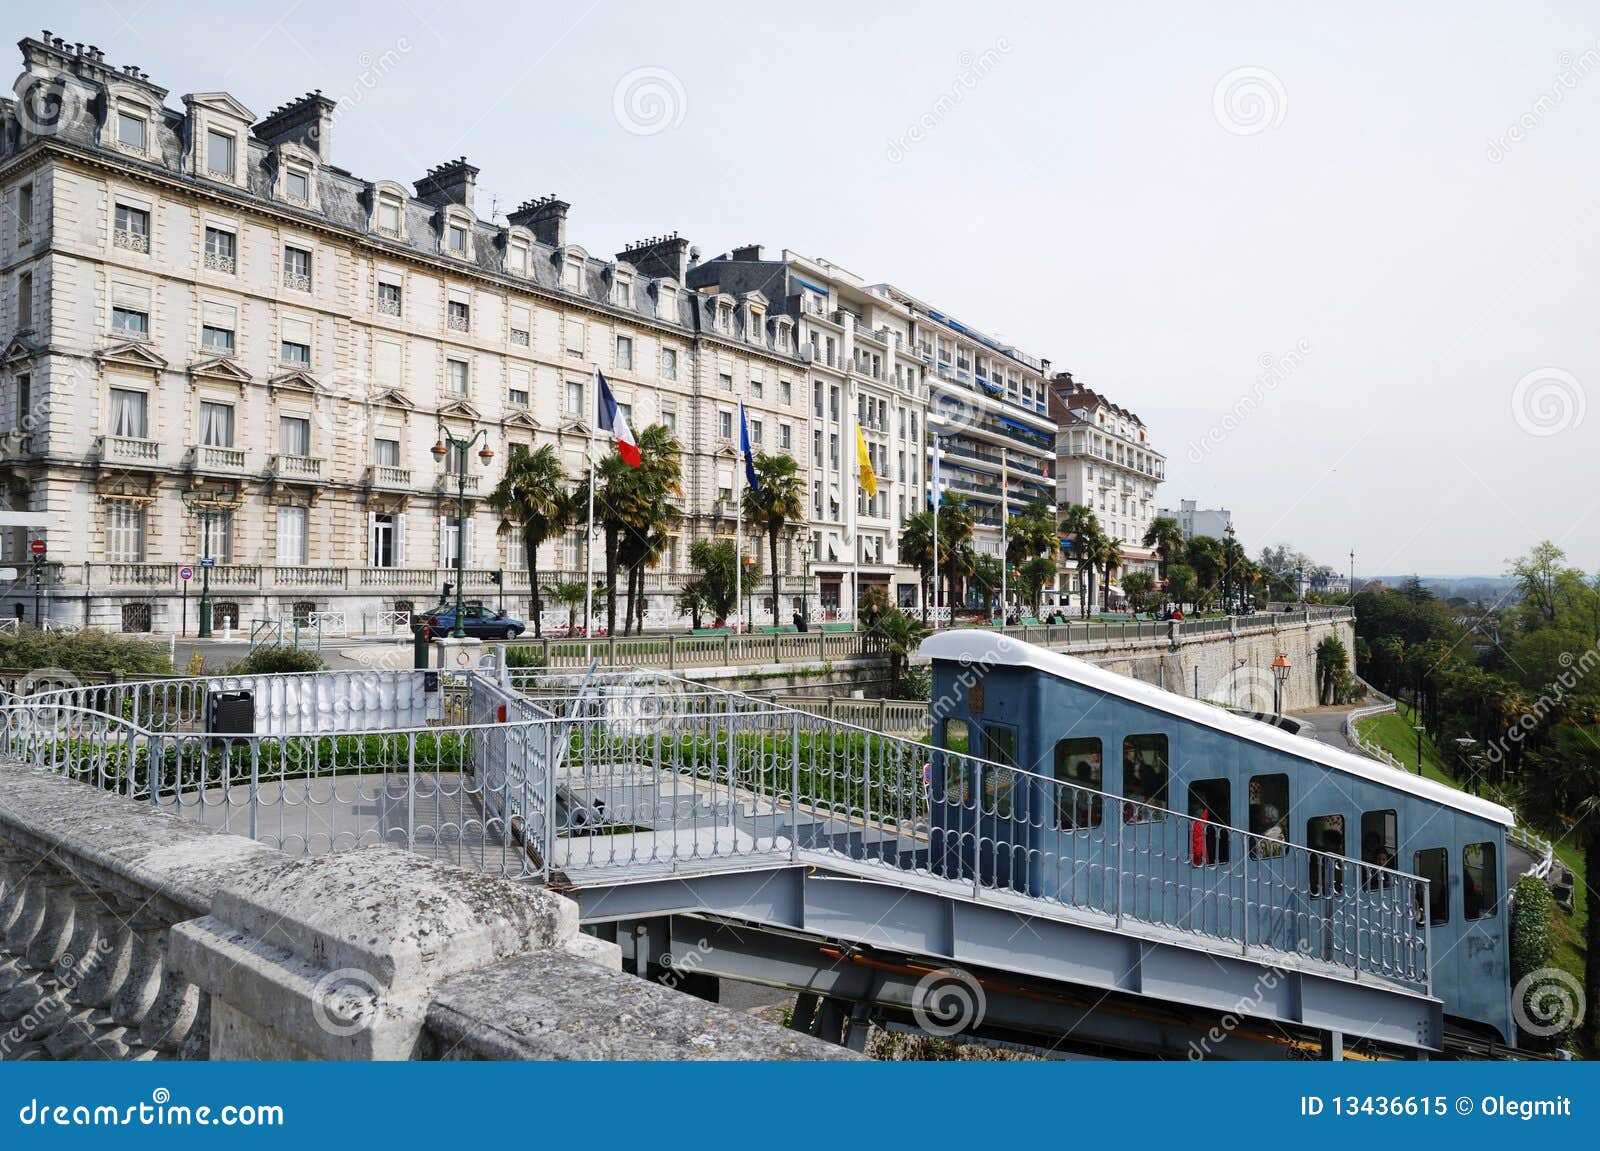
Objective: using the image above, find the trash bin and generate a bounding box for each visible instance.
[205,689,254,749]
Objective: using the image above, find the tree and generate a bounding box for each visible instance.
[1097,536,1123,613]
[487,444,570,637]
[1166,563,1197,612]
[687,537,761,625]
[1142,515,1185,583]
[743,454,806,627]
[1186,536,1224,611]
[577,424,681,638]
[935,493,976,617]
[1508,540,1576,627]
[871,608,930,698]
[1121,570,1158,614]
[675,580,710,631]
[1315,635,1351,704]
[1006,499,1058,618]
[900,510,937,623]
[549,579,594,633]
[1060,505,1103,618]
[971,553,1003,619]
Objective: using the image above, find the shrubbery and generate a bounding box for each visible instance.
[1510,874,1552,988]
[0,628,172,679]
[222,646,326,675]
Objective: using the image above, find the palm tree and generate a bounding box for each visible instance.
[900,510,937,623]
[549,579,589,633]
[577,424,681,638]
[1186,535,1224,611]
[487,444,570,637]
[971,553,1003,619]
[1006,499,1058,618]
[619,514,677,635]
[742,453,805,627]
[1060,505,1102,618]
[1142,515,1185,582]
[687,537,760,625]
[1098,536,1123,613]
[936,493,976,618]
[872,608,930,697]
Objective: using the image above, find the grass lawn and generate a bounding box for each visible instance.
[1357,702,1590,1007]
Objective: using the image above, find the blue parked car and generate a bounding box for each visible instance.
[413,604,525,640]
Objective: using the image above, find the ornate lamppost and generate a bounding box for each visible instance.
[1270,650,1291,715]
[430,423,494,638]
[182,488,240,638]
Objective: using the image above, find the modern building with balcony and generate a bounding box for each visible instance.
[1050,373,1166,606]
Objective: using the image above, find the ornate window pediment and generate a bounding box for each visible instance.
[96,341,168,374]
[368,180,410,240]
[267,368,322,394]
[369,387,414,410]
[437,398,482,422]
[189,355,255,388]
[502,410,540,431]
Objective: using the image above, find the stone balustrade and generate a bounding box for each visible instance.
[0,769,852,1062]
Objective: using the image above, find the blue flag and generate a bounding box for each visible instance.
[739,403,760,492]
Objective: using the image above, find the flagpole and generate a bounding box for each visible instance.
[850,416,860,629]
[584,370,596,661]
[734,403,744,635]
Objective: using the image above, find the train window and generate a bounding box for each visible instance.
[1121,734,1168,821]
[1413,848,1450,926]
[1053,738,1103,830]
[1463,842,1498,920]
[1187,778,1231,865]
[1360,810,1397,889]
[1248,774,1290,859]
[942,719,971,806]
[1306,815,1346,895]
[983,725,1016,818]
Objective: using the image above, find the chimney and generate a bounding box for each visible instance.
[730,243,763,262]
[253,90,337,163]
[413,157,478,213]
[618,233,692,282]
[506,195,568,247]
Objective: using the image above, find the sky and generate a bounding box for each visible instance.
[36,0,1599,576]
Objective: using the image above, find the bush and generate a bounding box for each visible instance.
[504,645,546,669]
[222,646,326,675]
[1510,874,1552,988]
[0,628,172,679]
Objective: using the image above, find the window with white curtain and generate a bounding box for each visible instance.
[279,415,310,457]
[106,502,146,562]
[200,401,234,447]
[276,506,308,565]
[109,388,148,438]
[375,437,400,466]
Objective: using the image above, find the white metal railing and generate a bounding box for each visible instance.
[306,610,347,636]
[0,668,1434,992]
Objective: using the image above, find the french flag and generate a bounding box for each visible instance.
[596,369,640,467]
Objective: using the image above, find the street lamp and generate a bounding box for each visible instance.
[1270,650,1291,715]
[430,422,494,638]
[1412,723,1426,776]
[182,488,240,639]
[1223,522,1238,612]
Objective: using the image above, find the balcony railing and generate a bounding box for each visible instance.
[98,435,161,463]
[377,297,402,317]
[112,228,149,253]
[283,271,312,292]
[369,464,412,488]
[435,473,481,495]
[271,454,324,480]
[203,251,235,274]
[194,444,245,470]
[446,313,470,332]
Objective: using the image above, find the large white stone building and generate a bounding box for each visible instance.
[1050,373,1166,605]
[0,30,1072,633]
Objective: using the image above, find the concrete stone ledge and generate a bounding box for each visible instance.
[426,948,858,1060]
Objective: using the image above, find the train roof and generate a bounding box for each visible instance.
[920,630,1516,828]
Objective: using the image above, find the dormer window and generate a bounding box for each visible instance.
[614,276,633,308]
[116,107,148,151]
[205,129,235,176]
[716,299,734,333]
[285,167,310,202]
[447,224,468,252]
[656,282,677,320]
[562,260,583,292]
[506,239,530,275]
[376,196,402,236]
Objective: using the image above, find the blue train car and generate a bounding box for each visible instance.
[921,631,1518,1045]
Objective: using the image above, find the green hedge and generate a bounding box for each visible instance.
[1510,874,1552,987]
[0,629,172,679]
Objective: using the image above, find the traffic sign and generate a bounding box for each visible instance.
[199,557,216,569]
[179,566,194,582]
[28,539,45,556]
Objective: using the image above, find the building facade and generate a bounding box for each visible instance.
[0,30,1091,634]
[1156,498,1233,542]
[1050,373,1166,605]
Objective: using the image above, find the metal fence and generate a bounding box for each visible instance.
[0,655,1429,992]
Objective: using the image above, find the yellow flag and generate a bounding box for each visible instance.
[854,421,878,497]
